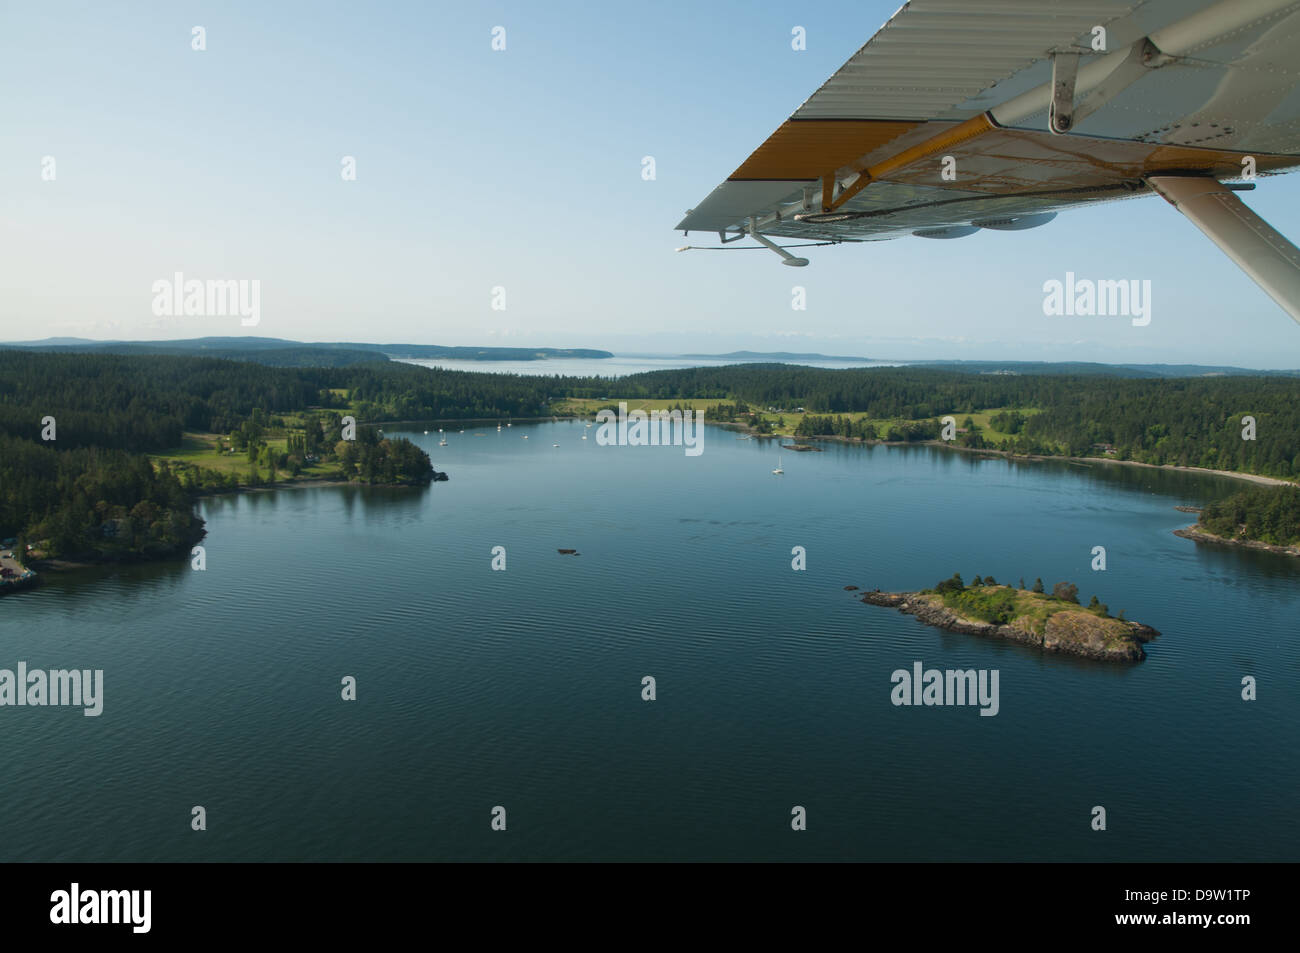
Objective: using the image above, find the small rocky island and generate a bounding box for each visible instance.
[856,574,1158,662]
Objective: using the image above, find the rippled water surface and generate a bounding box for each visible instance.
[3,422,1297,860]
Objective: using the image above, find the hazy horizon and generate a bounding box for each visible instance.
[6,0,1300,368]
[4,333,1299,372]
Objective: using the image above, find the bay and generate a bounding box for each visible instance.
[2,422,1296,861]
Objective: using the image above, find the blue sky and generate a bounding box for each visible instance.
[3,0,1300,367]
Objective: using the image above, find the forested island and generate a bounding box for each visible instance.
[589,364,1300,479]
[6,337,614,364]
[4,347,1300,566]
[1175,484,1300,554]
[856,574,1158,662]
[9,350,1294,478]
[0,352,438,567]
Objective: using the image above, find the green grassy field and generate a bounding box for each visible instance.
[151,432,337,482]
[749,405,1045,440]
[552,397,731,416]
[928,582,1117,632]
[552,398,1047,443]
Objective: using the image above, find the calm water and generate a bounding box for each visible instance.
[2,423,1297,861]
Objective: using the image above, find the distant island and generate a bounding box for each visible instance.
[2,337,613,366]
[855,574,1158,662]
[911,360,1300,378]
[362,344,612,361]
[677,350,879,362]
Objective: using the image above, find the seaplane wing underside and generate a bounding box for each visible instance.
[676,0,1300,321]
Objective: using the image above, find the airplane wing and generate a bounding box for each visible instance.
[676,0,1300,323]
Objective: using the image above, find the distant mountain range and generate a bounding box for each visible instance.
[0,337,613,367]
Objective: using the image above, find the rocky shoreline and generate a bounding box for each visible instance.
[858,589,1159,662]
[1174,525,1300,558]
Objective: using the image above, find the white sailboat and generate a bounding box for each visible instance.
[772,454,784,475]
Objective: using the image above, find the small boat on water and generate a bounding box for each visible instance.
[772,454,784,475]
[553,443,559,447]
[439,437,448,446]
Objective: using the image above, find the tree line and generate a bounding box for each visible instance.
[1199,485,1300,546]
[0,352,442,559]
[0,434,202,561]
[4,350,1298,556]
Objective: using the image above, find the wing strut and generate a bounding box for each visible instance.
[748,219,809,267]
[1148,175,1300,325]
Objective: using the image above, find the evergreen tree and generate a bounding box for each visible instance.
[1052,582,1079,603]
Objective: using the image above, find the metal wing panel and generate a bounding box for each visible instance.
[677,0,1300,241]
[978,1,1300,150]
[675,181,809,234]
[791,0,1143,122]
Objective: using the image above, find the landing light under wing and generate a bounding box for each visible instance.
[676,0,1300,324]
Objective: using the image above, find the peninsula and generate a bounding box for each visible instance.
[856,575,1158,662]
[1174,484,1300,556]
